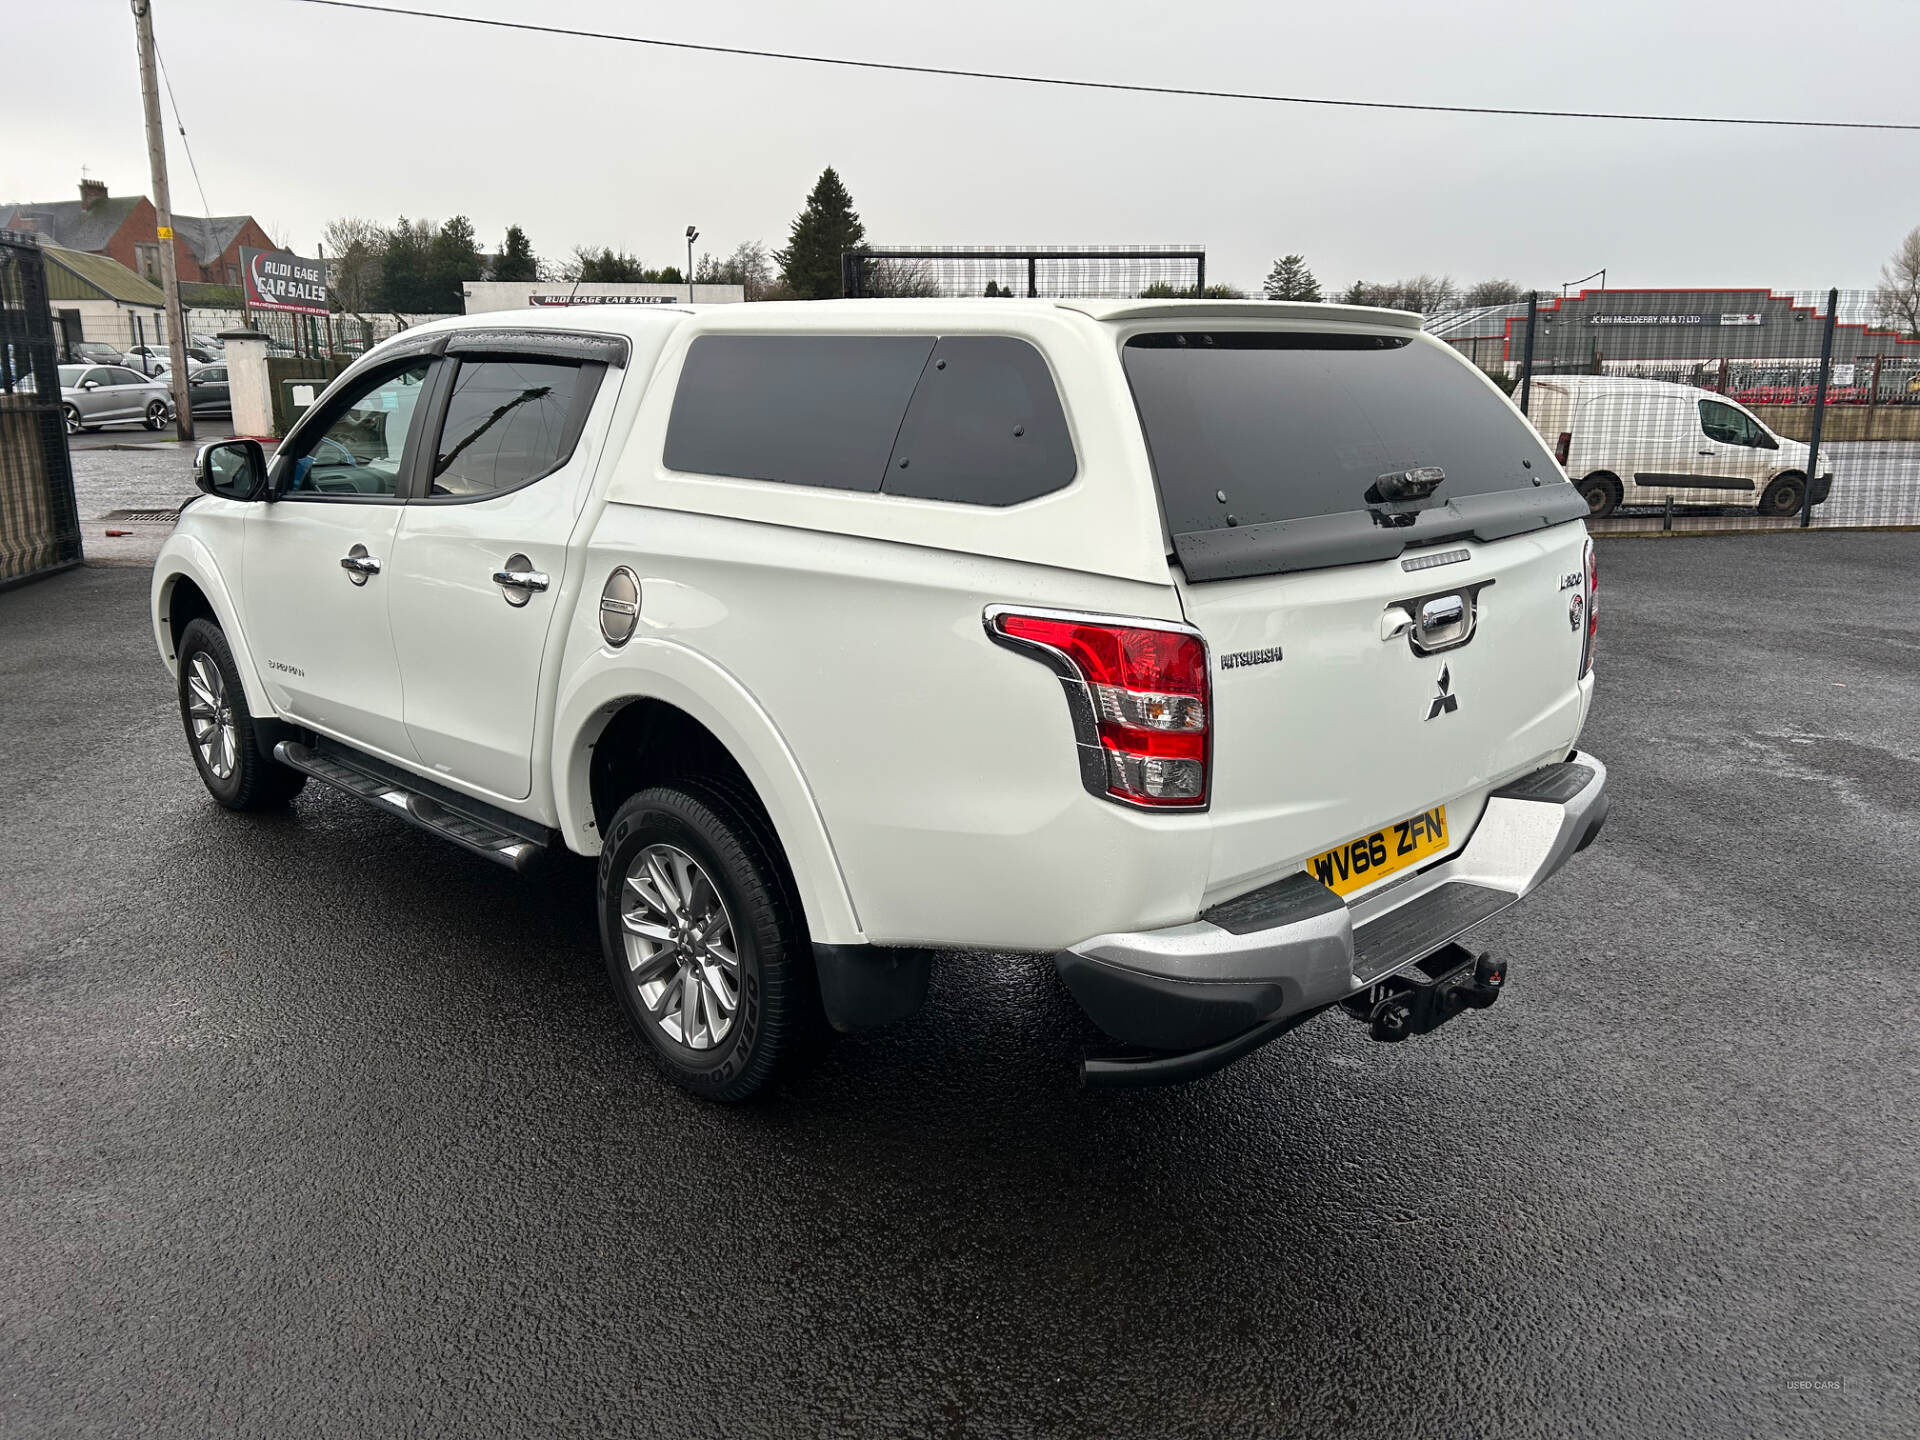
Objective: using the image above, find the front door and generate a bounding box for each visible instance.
[242,358,436,760]
[385,348,614,799]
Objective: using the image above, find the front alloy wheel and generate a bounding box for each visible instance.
[185,652,239,781]
[620,843,742,1050]
[63,403,80,436]
[145,400,168,430]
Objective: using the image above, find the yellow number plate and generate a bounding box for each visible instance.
[1306,806,1449,897]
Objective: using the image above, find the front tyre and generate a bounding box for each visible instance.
[597,782,816,1102]
[175,618,307,811]
[62,403,81,435]
[144,399,169,430]
[1759,471,1806,518]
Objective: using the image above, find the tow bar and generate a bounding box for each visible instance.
[1341,942,1505,1042]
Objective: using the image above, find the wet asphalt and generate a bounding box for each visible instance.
[3,533,1917,1438]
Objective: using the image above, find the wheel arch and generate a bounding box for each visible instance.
[151,536,275,718]
[552,643,863,946]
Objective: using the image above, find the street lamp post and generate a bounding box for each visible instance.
[685,225,698,302]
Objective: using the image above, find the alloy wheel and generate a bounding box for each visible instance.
[185,653,238,780]
[619,843,741,1050]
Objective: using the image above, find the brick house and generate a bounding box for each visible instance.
[0,178,275,291]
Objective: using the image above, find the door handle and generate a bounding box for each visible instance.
[493,568,550,591]
[340,545,381,585]
[493,553,548,607]
[1698,448,1716,455]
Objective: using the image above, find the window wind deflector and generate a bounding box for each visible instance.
[444,329,629,368]
[1173,484,1588,581]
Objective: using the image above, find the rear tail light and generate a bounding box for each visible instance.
[1580,537,1598,678]
[1555,431,1572,467]
[986,607,1210,808]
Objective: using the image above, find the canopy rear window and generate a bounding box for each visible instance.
[1122,332,1583,579]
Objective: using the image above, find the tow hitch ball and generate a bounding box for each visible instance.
[1344,944,1506,1043]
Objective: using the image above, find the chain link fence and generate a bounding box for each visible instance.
[1435,288,1920,533]
[844,245,1208,299]
[0,231,82,587]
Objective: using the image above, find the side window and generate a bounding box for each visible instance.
[107,367,146,385]
[1700,399,1758,447]
[665,335,933,491]
[883,336,1075,505]
[80,368,108,387]
[428,357,593,498]
[284,360,432,497]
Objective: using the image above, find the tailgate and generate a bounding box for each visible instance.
[1117,320,1593,903]
[1180,526,1590,901]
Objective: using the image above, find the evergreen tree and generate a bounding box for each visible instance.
[775,167,865,299]
[1263,254,1322,302]
[425,215,484,310]
[493,225,538,281]
[377,217,433,312]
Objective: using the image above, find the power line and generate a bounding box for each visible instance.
[153,38,214,220]
[286,0,1920,133]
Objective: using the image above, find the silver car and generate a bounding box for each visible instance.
[57,364,177,434]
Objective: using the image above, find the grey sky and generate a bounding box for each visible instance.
[5,0,1917,295]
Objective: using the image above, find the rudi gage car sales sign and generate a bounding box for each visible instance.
[241,247,328,317]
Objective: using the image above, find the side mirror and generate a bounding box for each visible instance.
[80,380,98,390]
[195,439,268,502]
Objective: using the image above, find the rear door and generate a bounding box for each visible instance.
[1119,326,1592,902]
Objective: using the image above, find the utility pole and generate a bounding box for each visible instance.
[131,0,193,441]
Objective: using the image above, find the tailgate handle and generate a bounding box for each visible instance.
[1421,596,1465,629]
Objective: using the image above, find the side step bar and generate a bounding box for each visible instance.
[274,739,550,874]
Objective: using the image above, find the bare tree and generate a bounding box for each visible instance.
[321,216,385,313]
[692,240,776,299]
[1876,225,1920,337]
[859,257,942,297]
[1461,278,1525,307]
[1339,274,1459,314]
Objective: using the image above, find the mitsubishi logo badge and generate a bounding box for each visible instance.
[1426,665,1458,720]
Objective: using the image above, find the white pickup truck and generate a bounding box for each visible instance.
[153,299,1607,1101]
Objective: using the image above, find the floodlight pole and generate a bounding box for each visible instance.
[131,0,192,440]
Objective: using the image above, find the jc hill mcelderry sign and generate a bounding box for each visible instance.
[240,247,328,317]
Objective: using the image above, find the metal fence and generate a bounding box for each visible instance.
[0,231,82,587]
[843,245,1207,299]
[1443,287,1920,534]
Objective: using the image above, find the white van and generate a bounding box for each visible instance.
[1527,376,1832,518]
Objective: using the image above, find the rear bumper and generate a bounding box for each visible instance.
[1055,752,1609,1052]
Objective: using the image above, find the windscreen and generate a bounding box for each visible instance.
[1123,332,1561,541]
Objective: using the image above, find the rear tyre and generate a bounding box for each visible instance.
[62,403,80,436]
[597,781,819,1102]
[1759,471,1805,518]
[175,618,307,811]
[1578,472,1622,519]
[144,400,168,431]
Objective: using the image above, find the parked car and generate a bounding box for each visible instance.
[119,345,175,376]
[153,300,1606,1102]
[1528,376,1833,518]
[57,363,177,433]
[68,340,126,367]
[186,361,231,416]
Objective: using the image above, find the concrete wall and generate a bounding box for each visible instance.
[1750,404,1920,443]
[462,281,745,312]
[50,298,167,352]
